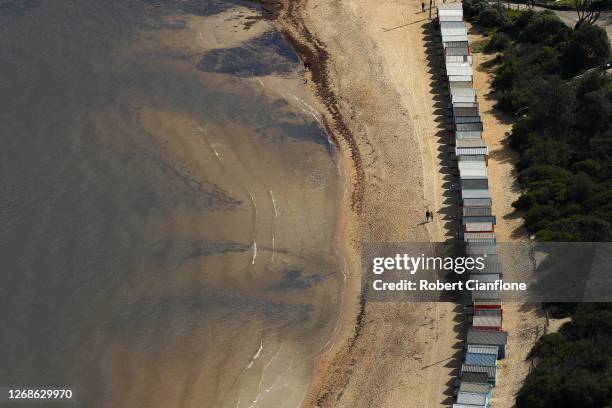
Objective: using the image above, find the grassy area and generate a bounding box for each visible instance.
[555,0,578,7]
[540,0,577,7]
[469,38,489,53]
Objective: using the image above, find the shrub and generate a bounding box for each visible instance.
[492,57,520,89]
[525,205,561,231]
[463,0,488,17]
[485,31,511,52]
[561,24,611,77]
[471,13,612,404]
[478,10,612,243]
[519,11,571,45]
[477,5,508,27]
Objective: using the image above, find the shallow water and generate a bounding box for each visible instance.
[0,1,342,407]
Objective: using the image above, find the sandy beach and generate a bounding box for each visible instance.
[274,1,547,407]
[279,1,459,406]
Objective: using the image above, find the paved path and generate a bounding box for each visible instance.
[486,1,611,42]
[531,5,611,42]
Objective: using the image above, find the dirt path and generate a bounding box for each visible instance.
[470,29,547,408]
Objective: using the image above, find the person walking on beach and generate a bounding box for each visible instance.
[421,1,425,12]
[425,209,432,223]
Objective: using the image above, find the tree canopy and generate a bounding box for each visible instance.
[466,5,612,406]
[466,3,611,241]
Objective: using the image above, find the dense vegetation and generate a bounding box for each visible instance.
[517,304,612,408]
[464,4,612,407]
[465,0,612,241]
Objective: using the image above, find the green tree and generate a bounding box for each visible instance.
[478,5,508,27]
[561,24,611,76]
[485,31,511,52]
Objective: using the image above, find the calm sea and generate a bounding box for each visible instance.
[0,1,343,406]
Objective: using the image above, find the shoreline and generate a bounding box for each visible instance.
[278,1,366,213]
[275,2,368,405]
[268,1,545,406]
[275,1,457,406]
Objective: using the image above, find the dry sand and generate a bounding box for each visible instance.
[273,1,547,407]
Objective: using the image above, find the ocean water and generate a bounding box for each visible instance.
[0,1,343,407]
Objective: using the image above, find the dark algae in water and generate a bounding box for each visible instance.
[198,31,299,76]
